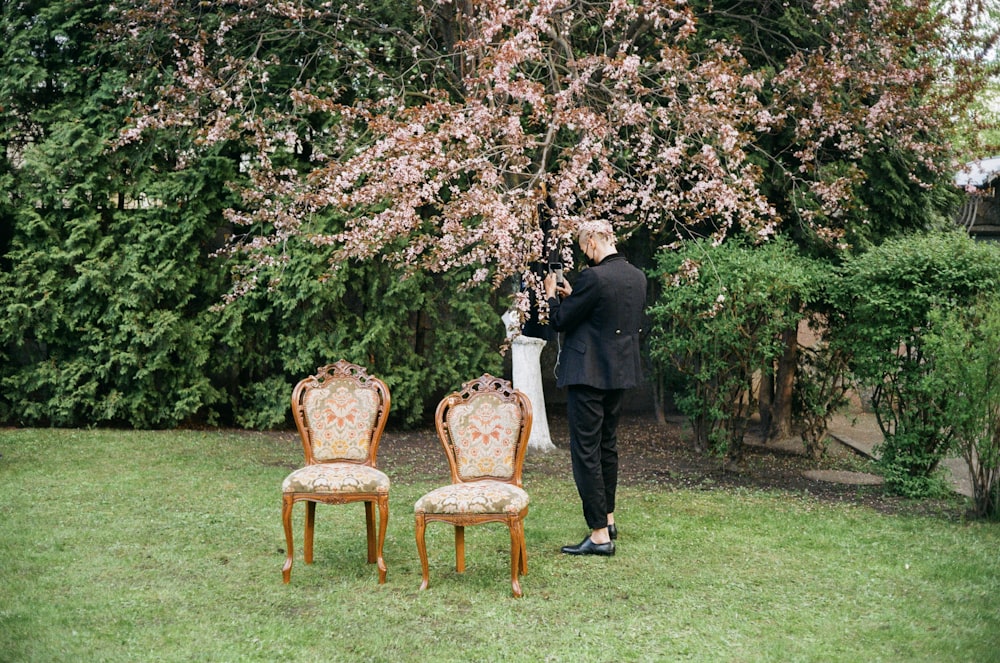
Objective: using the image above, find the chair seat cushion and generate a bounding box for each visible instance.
[282,463,389,494]
[414,481,529,515]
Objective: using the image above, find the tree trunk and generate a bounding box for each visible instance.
[653,369,667,426]
[758,367,773,436]
[768,325,798,441]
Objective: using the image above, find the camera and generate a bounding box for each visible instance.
[549,262,564,286]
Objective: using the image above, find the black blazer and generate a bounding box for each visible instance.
[548,254,647,390]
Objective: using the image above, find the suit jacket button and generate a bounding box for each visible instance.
[615,329,621,334]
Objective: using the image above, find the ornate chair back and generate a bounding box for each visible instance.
[293,359,390,466]
[436,375,529,485]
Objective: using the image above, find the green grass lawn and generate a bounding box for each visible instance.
[1,428,998,662]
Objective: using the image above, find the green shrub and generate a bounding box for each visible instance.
[647,238,820,460]
[213,235,505,428]
[0,180,503,430]
[0,2,504,430]
[923,296,1000,518]
[831,231,1000,496]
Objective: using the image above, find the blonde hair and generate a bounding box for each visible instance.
[576,220,614,244]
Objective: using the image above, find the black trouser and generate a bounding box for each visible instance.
[567,385,624,530]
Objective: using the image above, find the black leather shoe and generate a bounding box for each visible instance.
[561,536,615,556]
[608,523,618,540]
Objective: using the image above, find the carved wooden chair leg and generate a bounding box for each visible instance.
[509,522,523,598]
[415,515,430,590]
[282,495,295,583]
[376,493,388,584]
[364,501,376,563]
[518,520,528,576]
[454,525,466,573]
[304,500,316,564]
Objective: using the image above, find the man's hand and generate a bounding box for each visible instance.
[544,272,572,299]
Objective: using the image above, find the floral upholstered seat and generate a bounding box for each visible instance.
[414,481,528,515]
[414,374,532,598]
[282,463,390,494]
[281,360,391,584]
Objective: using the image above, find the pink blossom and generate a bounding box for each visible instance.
[110,0,997,304]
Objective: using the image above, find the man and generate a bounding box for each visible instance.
[544,220,647,556]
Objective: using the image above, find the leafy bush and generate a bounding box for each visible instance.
[0,136,503,430]
[0,4,239,428]
[923,297,1000,518]
[647,238,820,461]
[830,231,1000,496]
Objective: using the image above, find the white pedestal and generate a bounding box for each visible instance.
[503,311,556,452]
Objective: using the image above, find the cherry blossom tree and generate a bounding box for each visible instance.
[112,0,778,313]
[113,0,995,301]
[108,0,998,440]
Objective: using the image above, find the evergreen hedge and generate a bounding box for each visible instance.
[0,2,505,429]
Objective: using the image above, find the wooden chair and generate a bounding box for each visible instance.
[281,360,391,584]
[414,374,532,597]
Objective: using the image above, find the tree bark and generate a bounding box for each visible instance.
[768,325,798,441]
[758,368,773,436]
[653,369,667,426]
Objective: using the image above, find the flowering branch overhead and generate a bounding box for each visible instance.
[111,0,998,311]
